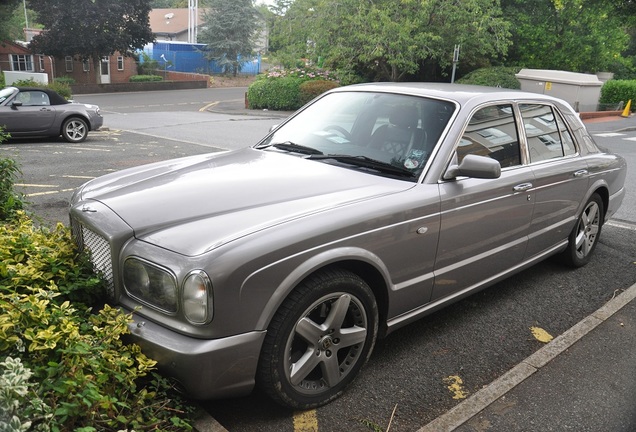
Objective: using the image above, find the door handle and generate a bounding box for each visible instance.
[513,183,533,192]
[573,169,588,177]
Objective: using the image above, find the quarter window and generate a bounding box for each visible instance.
[458,104,521,168]
[520,104,576,162]
[117,56,124,71]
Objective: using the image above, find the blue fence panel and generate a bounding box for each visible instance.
[142,42,260,75]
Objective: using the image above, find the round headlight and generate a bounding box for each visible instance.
[183,271,212,324]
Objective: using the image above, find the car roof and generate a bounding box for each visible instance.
[334,82,567,107]
[14,86,70,105]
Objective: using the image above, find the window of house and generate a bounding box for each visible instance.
[458,104,521,168]
[65,56,73,72]
[117,56,124,71]
[83,59,90,72]
[10,54,34,71]
[38,55,45,71]
[101,56,109,75]
[520,104,576,163]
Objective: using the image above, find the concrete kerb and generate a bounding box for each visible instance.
[417,282,636,432]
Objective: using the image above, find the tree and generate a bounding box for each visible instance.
[27,0,155,83]
[198,0,258,76]
[267,0,511,82]
[0,0,22,42]
[502,0,629,73]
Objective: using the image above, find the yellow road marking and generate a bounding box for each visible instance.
[199,101,220,112]
[530,326,553,343]
[443,375,469,400]
[293,410,318,431]
[55,175,96,180]
[16,183,59,188]
[26,188,75,197]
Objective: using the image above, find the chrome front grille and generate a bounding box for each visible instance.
[71,218,115,299]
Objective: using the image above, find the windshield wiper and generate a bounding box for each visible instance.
[308,154,416,178]
[258,141,323,156]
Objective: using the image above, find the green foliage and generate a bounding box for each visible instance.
[456,66,523,89]
[299,80,340,105]
[248,77,305,110]
[129,74,163,82]
[199,0,258,76]
[502,0,629,73]
[8,78,72,100]
[0,72,5,89]
[28,0,154,84]
[0,157,25,222]
[600,80,636,109]
[0,170,194,430]
[53,76,76,86]
[137,51,159,76]
[248,66,340,110]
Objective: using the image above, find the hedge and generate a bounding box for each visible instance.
[600,80,636,110]
[129,74,163,82]
[299,80,340,106]
[248,77,306,110]
[456,66,523,89]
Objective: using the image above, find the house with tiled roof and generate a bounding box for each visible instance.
[149,8,205,42]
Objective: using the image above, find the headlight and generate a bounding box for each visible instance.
[123,258,177,313]
[183,270,212,324]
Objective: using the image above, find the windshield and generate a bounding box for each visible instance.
[0,87,16,104]
[258,91,455,180]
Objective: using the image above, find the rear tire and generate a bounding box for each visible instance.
[561,193,603,267]
[62,117,88,143]
[257,268,378,409]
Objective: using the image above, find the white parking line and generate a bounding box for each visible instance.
[26,188,75,197]
[593,132,624,137]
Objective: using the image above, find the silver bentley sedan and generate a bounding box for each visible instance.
[69,83,626,409]
[0,86,102,143]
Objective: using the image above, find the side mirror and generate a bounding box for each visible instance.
[11,101,23,109]
[444,154,501,180]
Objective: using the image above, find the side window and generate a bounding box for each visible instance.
[17,91,50,106]
[458,104,521,168]
[520,104,573,162]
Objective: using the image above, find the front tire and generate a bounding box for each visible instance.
[62,117,89,143]
[258,269,378,409]
[561,193,604,267]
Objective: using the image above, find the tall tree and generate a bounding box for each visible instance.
[28,0,155,83]
[502,0,629,73]
[0,0,22,42]
[268,0,511,82]
[198,0,258,76]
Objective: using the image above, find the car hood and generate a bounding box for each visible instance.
[79,148,414,256]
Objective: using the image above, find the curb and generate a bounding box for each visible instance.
[417,281,636,432]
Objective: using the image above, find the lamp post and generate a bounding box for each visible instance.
[188,0,198,43]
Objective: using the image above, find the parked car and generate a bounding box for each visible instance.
[69,83,626,409]
[0,86,102,143]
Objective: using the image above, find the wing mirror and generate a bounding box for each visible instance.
[444,154,501,180]
[11,101,23,109]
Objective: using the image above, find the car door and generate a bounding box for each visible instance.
[431,103,535,302]
[519,103,590,258]
[2,90,58,134]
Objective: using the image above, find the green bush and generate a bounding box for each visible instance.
[129,75,163,82]
[299,80,340,106]
[0,157,25,222]
[54,76,75,85]
[600,80,636,110]
[0,72,5,88]
[8,78,72,100]
[0,162,194,430]
[457,66,523,89]
[248,77,305,110]
[248,66,340,111]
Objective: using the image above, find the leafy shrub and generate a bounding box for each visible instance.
[0,157,25,222]
[600,80,636,110]
[130,74,163,82]
[299,79,340,105]
[54,76,75,85]
[248,77,305,110]
[0,72,5,88]
[248,66,340,110]
[0,164,194,430]
[457,66,523,89]
[137,52,159,76]
[8,78,72,100]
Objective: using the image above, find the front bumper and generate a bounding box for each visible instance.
[126,308,266,400]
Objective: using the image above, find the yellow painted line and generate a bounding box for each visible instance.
[16,183,59,188]
[293,410,318,431]
[26,188,75,197]
[200,101,220,112]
